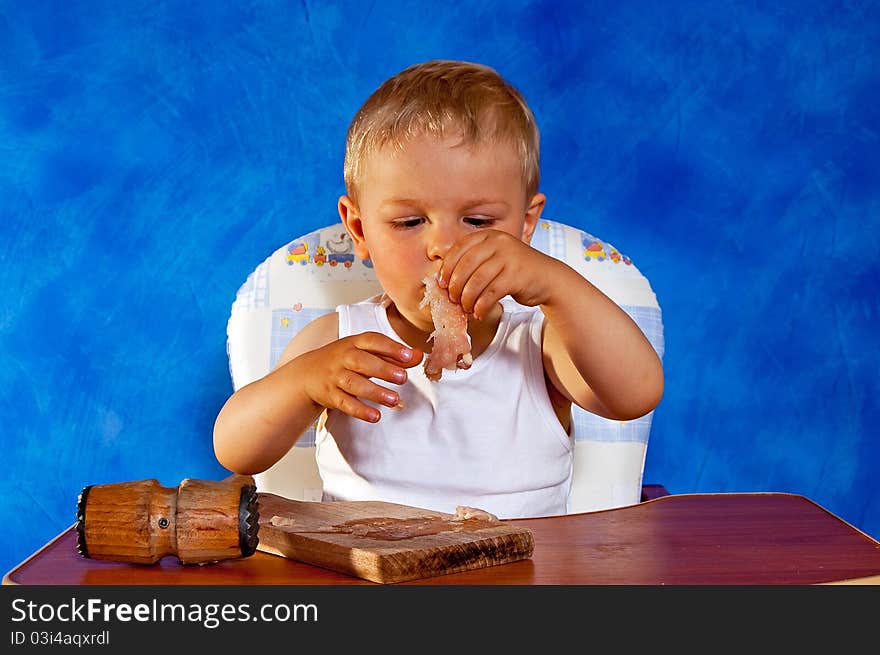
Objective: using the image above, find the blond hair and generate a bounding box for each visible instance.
[343,60,540,204]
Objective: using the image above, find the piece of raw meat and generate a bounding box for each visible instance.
[419,273,473,381]
[451,506,499,522]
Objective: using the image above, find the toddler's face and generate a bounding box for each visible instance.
[341,131,541,333]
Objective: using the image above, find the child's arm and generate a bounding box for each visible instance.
[213,313,423,474]
[439,230,664,421]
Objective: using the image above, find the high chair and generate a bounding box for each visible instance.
[225,219,666,513]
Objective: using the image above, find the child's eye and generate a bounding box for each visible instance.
[392,217,425,229]
[464,216,496,227]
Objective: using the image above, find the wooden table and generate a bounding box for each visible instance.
[5,493,880,585]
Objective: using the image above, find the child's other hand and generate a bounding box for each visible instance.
[438,229,560,318]
[299,333,423,423]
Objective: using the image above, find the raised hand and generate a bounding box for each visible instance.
[297,332,423,423]
[437,229,565,318]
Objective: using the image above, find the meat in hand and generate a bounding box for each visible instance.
[419,273,473,381]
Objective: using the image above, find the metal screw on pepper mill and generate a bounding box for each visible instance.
[75,475,259,565]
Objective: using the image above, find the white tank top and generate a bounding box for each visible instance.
[315,294,573,518]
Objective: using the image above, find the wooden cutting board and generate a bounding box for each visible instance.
[256,493,534,584]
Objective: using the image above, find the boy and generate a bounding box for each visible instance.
[213,60,664,518]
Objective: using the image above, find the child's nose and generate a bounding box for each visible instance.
[426,222,459,261]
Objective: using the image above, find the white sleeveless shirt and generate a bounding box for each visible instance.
[315,294,573,518]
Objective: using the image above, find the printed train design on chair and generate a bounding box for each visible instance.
[286,230,373,269]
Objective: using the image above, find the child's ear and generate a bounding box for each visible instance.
[521,192,546,244]
[338,195,370,260]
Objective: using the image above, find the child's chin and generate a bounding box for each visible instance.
[389,297,429,323]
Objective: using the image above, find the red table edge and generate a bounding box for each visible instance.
[5,492,879,585]
[4,522,80,586]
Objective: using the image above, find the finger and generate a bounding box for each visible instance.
[335,368,402,409]
[341,348,416,386]
[462,267,506,319]
[376,350,424,373]
[438,231,490,290]
[350,332,423,368]
[329,388,382,423]
[458,258,504,314]
[445,242,497,305]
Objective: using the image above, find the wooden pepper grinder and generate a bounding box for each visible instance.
[76,474,259,565]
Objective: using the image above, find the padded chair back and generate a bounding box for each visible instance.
[226,219,664,513]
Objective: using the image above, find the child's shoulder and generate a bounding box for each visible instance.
[305,310,340,336]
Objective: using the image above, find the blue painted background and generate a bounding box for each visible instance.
[2,0,878,575]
